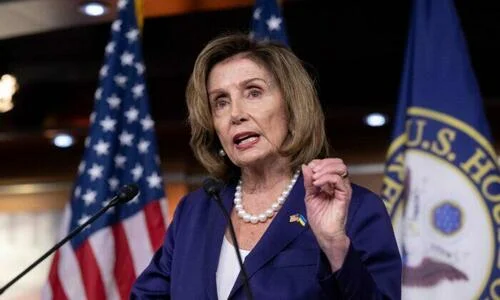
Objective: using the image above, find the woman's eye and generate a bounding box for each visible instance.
[214,98,228,110]
[247,88,262,98]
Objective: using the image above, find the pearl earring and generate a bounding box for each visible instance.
[218,149,226,157]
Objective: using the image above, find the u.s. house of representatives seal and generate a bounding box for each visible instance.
[382,107,500,300]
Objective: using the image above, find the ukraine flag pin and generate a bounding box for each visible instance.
[289,213,307,227]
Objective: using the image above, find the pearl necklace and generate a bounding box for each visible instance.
[234,170,300,224]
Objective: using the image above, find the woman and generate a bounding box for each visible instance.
[131,32,401,299]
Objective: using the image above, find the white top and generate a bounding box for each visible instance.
[216,236,251,300]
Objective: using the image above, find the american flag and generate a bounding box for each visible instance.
[43,0,167,299]
[249,0,289,46]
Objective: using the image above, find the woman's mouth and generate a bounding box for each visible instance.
[233,133,260,149]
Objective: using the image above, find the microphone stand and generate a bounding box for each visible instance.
[209,187,254,300]
[0,189,132,295]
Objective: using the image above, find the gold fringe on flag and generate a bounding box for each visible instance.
[134,0,144,31]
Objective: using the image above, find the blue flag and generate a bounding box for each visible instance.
[381,0,500,298]
[249,0,289,46]
[45,1,167,298]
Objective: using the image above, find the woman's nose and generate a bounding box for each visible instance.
[230,99,247,124]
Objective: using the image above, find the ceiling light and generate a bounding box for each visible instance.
[0,74,18,113]
[79,1,109,17]
[53,133,75,148]
[364,113,387,127]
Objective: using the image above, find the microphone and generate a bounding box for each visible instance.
[0,183,139,295]
[203,178,254,300]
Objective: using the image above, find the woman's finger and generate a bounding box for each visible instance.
[313,173,351,196]
[309,158,347,176]
[311,164,348,181]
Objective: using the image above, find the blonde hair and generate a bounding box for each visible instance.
[186,32,330,180]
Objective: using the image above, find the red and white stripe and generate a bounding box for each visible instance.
[43,199,167,300]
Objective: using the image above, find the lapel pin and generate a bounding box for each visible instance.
[289,213,307,227]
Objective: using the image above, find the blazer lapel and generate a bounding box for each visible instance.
[229,175,308,298]
[204,183,236,300]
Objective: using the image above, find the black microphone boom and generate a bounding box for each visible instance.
[0,183,139,296]
[203,177,224,196]
[203,178,254,300]
[115,183,139,205]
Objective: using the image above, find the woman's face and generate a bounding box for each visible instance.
[207,55,289,170]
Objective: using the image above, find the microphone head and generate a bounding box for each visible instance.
[117,183,139,204]
[203,177,224,196]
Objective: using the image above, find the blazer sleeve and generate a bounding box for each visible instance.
[316,186,402,299]
[130,196,187,299]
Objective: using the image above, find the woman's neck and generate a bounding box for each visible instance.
[239,158,293,194]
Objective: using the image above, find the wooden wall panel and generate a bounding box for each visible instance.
[144,0,254,17]
[350,174,383,195]
[0,190,69,212]
[166,182,188,225]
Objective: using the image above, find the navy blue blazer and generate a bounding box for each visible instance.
[131,176,402,299]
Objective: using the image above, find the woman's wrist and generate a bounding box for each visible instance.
[319,233,350,272]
